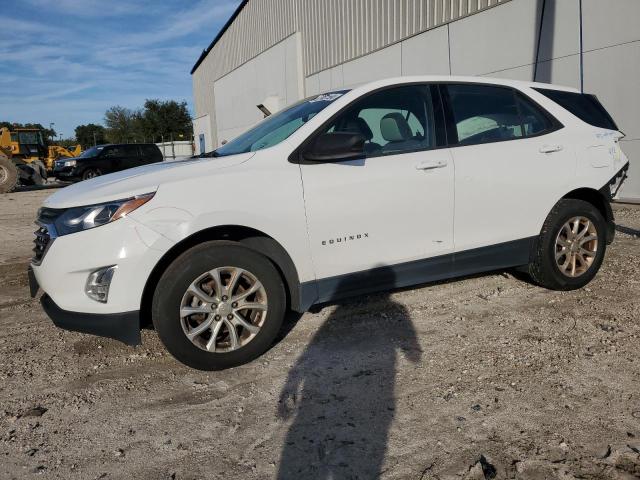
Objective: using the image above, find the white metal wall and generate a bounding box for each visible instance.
[192,0,511,141]
[213,34,304,144]
[299,0,509,76]
[155,140,194,160]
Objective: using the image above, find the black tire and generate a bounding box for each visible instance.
[82,168,101,181]
[152,241,287,370]
[528,199,607,290]
[0,155,18,194]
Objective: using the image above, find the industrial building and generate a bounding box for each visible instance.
[191,0,640,201]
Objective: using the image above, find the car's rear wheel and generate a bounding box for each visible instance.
[528,199,606,290]
[82,168,101,180]
[152,241,286,370]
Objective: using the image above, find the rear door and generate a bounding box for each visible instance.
[441,83,574,254]
[120,145,141,170]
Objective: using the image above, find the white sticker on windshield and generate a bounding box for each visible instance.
[310,93,344,103]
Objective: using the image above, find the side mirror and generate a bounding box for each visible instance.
[302,132,366,162]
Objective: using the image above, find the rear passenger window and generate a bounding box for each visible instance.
[446,85,523,145]
[445,84,556,146]
[534,88,618,130]
[517,93,553,136]
[121,145,139,156]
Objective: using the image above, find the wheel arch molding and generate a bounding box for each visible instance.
[139,225,304,329]
[560,187,614,244]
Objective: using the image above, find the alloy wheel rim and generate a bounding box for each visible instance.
[0,165,8,184]
[554,216,598,278]
[179,266,268,353]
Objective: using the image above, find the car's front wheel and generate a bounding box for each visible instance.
[152,241,286,370]
[82,168,101,181]
[528,198,606,290]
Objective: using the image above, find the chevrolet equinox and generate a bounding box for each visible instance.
[30,77,630,370]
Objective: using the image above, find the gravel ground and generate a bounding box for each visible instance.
[0,188,639,480]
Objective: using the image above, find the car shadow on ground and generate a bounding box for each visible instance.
[275,266,422,479]
[14,180,68,192]
[616,224,640,238]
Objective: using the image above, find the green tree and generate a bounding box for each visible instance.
[103,100,192,144]
[104,106,137,143]
[139,99,192,142]
[75,123,106,149]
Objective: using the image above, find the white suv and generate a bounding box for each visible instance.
[30,76,629,370]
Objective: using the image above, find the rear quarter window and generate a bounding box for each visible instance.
[141,145,161,158]
[534,88,618,130]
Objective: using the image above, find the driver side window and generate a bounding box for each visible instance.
[323,85,436,158]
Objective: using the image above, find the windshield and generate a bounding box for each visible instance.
[18,131,43,146]
[78,146,103,158]
[214,91,349,157]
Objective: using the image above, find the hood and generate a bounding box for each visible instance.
[44,152,255,208]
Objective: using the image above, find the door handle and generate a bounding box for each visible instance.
[539,145,563,154]
[415,159,447,170]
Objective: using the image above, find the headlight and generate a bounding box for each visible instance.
[64,160,76,167]
[54,193,155,236]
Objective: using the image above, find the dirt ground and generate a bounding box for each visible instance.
[0,188,639,480]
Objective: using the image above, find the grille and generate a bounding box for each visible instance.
[32,207,62,265]
[33,225,51,265]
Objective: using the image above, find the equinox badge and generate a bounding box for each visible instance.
[322,233,369,246]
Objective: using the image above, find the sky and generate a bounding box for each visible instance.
[0,0,241,139]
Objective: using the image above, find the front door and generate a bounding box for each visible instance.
[299,84,454,301]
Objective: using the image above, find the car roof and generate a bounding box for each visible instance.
[326,75,581,97]
[95,143,159,148]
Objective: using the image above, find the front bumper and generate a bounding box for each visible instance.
[30,213,175,345]
[31,215,171,314]
[41,294,141,345]
[52,166,78,180]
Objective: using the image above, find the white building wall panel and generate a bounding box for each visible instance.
[192,114,211,156]
[212,34,304,146]
[193,0,512,122]
[342,43,403,87]
[535,55,581,90]
[400,25,450,76]
[299,0,510,77]
[580,0,640,201]
[582,0,640,52]
[536,0,580,61]
[582,41,640,202]
[448,0,540,76]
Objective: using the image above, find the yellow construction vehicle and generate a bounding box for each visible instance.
[46,144,82,171]
[0,127,48,193]
[6,128,47,161]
